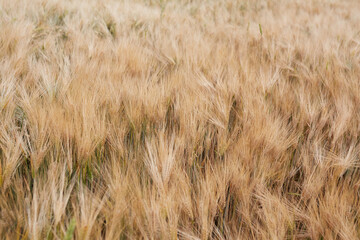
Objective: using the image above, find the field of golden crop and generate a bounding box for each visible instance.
[1,0,360,239]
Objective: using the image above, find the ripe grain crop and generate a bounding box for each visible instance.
[1,0,360,239]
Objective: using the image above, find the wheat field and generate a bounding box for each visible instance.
[0,0,360,239]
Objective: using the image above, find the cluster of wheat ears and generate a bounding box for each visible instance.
[0,0,360,239]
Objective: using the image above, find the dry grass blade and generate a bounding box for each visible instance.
[0,0,360,239]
